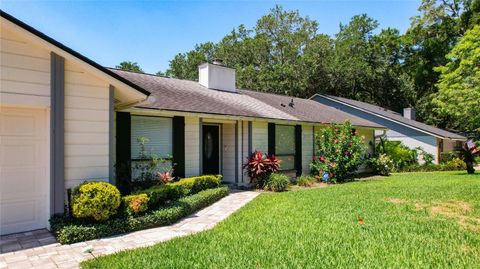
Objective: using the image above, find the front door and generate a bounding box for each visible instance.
[202,125,220,175]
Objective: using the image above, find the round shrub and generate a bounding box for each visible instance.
[71,182,121,221]
[264,173,289,192]
[122,193,150,215]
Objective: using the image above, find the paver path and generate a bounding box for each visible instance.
[0,190,259,269]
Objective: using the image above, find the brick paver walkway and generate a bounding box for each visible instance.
[0,190,259,269]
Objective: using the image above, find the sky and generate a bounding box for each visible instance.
[1,0,420,74]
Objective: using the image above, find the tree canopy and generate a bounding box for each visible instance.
[433,25,480,132]
[121,1,480,133]
[116,61,144,73]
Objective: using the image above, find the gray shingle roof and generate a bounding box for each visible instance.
[109,69,383,128]
[316,94,466,140]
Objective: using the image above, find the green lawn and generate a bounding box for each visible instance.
[83,172,480,269]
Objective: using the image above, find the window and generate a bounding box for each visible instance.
[131,116,173,159]
[275,125,295,170]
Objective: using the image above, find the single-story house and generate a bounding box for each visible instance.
[0,11,383,235]
[311,94,466,163]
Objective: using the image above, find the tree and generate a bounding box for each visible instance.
[116,61,144,73]
[432,25,480,132]
[403,0,476,122]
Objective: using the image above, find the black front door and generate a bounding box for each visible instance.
[202,125,220,175]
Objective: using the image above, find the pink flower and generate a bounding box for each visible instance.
[334,139,339,143]
[344,151,349,155]
[329,173,334,178]
[347,141,353,146]
[335,149,340,153]
[320,156,325,162]
[329,162,336,167]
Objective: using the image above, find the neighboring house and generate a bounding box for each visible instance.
[311,94,466,163]
[0,11,383,235]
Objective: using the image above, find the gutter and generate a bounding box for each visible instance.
[121,107,386,130]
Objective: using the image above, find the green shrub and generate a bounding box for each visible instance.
[141,184,184,209]
[51,187,230,244]
[297,176,315,187]
[122,194,150,215]
[377,140,418,169]
[310,121,367,182]
[440,151,462,163]
[367,154,394,176]
[140,175,222,209]
[264,173,289,192]
[442,158,467,170]
[172,175,222,194]
[71,182,121,221]
[398,158,466,172]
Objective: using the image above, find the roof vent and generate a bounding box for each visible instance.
[403,107,416,120]
[198,60,236,92]
[289,99,295,108]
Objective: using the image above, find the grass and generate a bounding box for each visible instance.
[82,171,480,269]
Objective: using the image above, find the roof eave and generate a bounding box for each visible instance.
[0,10,150,103]
[122,107,385,129]
[312,94,466,141]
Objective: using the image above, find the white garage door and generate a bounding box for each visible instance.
[0,107,49,235]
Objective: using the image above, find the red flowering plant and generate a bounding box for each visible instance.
[244,150,281,188]
[310,121,367,183]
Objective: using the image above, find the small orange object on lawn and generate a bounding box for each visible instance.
[358,218,365,225]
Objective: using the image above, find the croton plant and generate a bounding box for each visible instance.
[244,150,281,188]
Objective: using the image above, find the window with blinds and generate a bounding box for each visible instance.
[131,116,173,159]
[275,125,296,170]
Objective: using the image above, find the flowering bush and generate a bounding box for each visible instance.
[367,154,394,176]
[243,150,281,188]
[310,121,367,183]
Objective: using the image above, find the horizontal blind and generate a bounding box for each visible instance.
[131,116,172,159]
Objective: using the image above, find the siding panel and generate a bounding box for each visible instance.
[302,125,314,175]
[184,116,200,177]
[222,123,236,183]
[64,60,110,187]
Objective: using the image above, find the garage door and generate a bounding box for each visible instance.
[0,107,49,235]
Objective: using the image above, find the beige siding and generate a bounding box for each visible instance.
[357,128,375,155]
[302,125,314,175]
[251,121,268,153]
[185,116,200,177]
[222,123,236,183]
[443,139,458,153]
[0,27,50,105]
[239,121,250,184]
[64,61,110,188]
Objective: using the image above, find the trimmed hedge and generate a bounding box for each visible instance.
[140,175,222,209]
[50,187,229,244]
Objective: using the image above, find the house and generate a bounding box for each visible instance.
[0,11,383,235]
[311,94,466,163]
